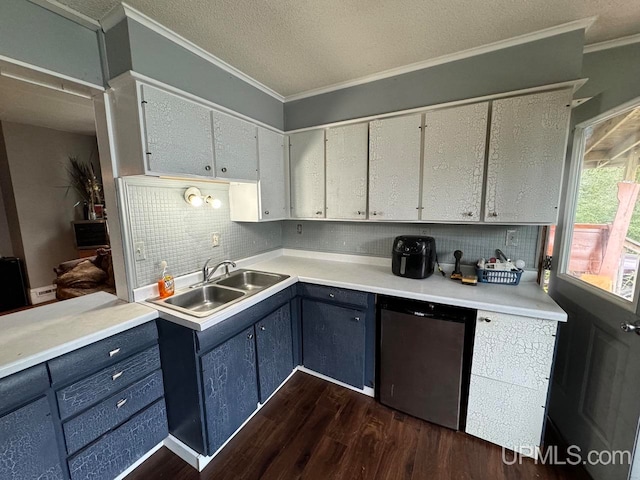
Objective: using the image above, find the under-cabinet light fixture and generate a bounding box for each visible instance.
[184,188,222,208]
[205,195,222,209]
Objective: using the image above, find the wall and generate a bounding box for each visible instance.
[0,0,103,87]
[0,181,13,257]
[282,221,539,269]
[284,30,585,130]
[122,177,282,288]
[0,121,99,288]
[105,18,284,130]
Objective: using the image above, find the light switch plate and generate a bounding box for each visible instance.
[506,230,519,247]
[212,233,220,247]
[134,241,146,261]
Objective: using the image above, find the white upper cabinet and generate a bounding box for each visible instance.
[422,103,489,222]
[141,84,214,177]
[484,89,572,223]
[258,127,288,220]
[369,114,422,220]
[289,130,325,218]
[326,123,369,220]
[211,111,258,181]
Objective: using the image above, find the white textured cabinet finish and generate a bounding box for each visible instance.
[422,103,488,222]
[141,84,214,177]
[466,375,547,457]
[484,89,572,223]
[369,114,422,220]
[326,123,368,219]
[258,128,288,220]
[211,111,258,181]
[289,130,325,218]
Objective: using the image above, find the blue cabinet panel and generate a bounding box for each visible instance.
[302,299,366,388]
[256,304,293,402]
[67,399,168,480]
[0,364,49,414]
[298,283,369,308]
[0,396,64,480]
[63,369,165,455]
[201,326,259,455]
[57,345,161,420]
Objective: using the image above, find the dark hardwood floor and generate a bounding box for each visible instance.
[126,372,591,480]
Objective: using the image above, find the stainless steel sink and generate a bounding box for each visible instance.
[151,269,289,318]
[215,270,286,291]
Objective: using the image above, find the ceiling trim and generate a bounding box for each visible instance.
[583,33,640,53]
[31,0,101,30]
[283,17,596,102]
[100,2,286,102]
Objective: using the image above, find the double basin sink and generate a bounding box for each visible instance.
[152,269,289,317]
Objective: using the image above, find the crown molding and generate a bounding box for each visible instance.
[284,17,596,102]
[99,3,285,102]
[30,0,101,30]
[583,32,640,53]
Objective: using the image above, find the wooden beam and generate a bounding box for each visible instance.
[585,109,637,154]
[624,150,639,181]
[609,132,640,161]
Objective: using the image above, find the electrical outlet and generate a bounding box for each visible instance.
[421,229,429,236]
[134,241,146,261]
[505,229,519,247]
[212,233,220,247]
[297,224,303,235]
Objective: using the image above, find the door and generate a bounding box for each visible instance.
[485,89,572,223]
[422,102,488,222]
[212,111,258,181]
[200,327,259,454]
[326,123,368,219]
[369,114,422,220]
[289,130,325,218]
[301,299,366,388]
[257,127,288,220]
[141,84,214,177]
[255,304,294,402]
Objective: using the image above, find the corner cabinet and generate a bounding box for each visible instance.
[484,89,572,223]
[289,130,326,218]
[211,110,258,181]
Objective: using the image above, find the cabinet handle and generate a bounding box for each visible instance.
[489,212,498,217]
[112,371,124,381]
[315,211,323,215]
[221,167,227,173]
[116,398,127,409]
[463,212,473,217]
[204,165,211,171]
[329,293,335,298]
[357,211,364,215]
[480,317,492,323]
[259,325,266,331]
[109,348,121,357]
[247,333,254,339]
[264,210,270,215]
[353,317,360,322]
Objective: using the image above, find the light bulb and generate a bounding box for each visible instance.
[204,196,222,209]
[184,187,204,207]
[189,194,203,207]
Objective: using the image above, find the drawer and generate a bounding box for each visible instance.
[63,369,164,455]
[472,311,557,390]
[57,345,161,420]
[49,322,158,385]
[298,283,370,308]
[465,374,546,457]
[0,364,49,414]
[196,286,293,353]
[68,398,168,480]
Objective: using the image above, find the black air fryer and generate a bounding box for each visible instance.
[391,236,436,279]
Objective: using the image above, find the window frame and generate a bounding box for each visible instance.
[558,97,640,312]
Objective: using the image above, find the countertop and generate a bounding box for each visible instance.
[0,292,157,379]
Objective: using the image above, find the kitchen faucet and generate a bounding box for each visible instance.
[202,259,236,283]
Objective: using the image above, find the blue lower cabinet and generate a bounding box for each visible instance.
[255,304,294,402]
[302,299,366,388]
[67,399,168,480]
[201,326,259,454]
[0,396,64,480]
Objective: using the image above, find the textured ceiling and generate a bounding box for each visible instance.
[57,0,640,97]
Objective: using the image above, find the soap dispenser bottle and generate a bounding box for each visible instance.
[158,260,175,298]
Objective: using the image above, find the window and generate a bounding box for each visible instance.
[561,104,640,304]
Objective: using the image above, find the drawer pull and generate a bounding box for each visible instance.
[109,348,121,357]
[480,317,492,323]
[247,333,254,340]
[116,398,127,409]
[353,317,360,322]
[112,371,124,381]
[259,325,266,331]
[329,293,335,298]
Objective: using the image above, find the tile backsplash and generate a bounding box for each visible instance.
[282,221,540,268]
[124,177,282,288]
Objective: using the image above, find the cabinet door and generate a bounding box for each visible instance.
[255,304,293,402]
[326,123,368,219]
[485,89,571,223]
[212,111,258,181]
[369,114,422,220]
[0,397,64,480]
[302,299,365,388]
[258,127,288,220]
[141,85,214,177]
[422,103,488,222]
[201,327,259,454]
[289,130,325,218]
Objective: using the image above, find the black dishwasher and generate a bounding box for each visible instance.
[377,296,476,430]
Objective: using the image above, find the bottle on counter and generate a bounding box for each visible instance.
[158,260,175,298]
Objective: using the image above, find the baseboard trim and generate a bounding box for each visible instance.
[297,366,375,397]
[113,441,163,480]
